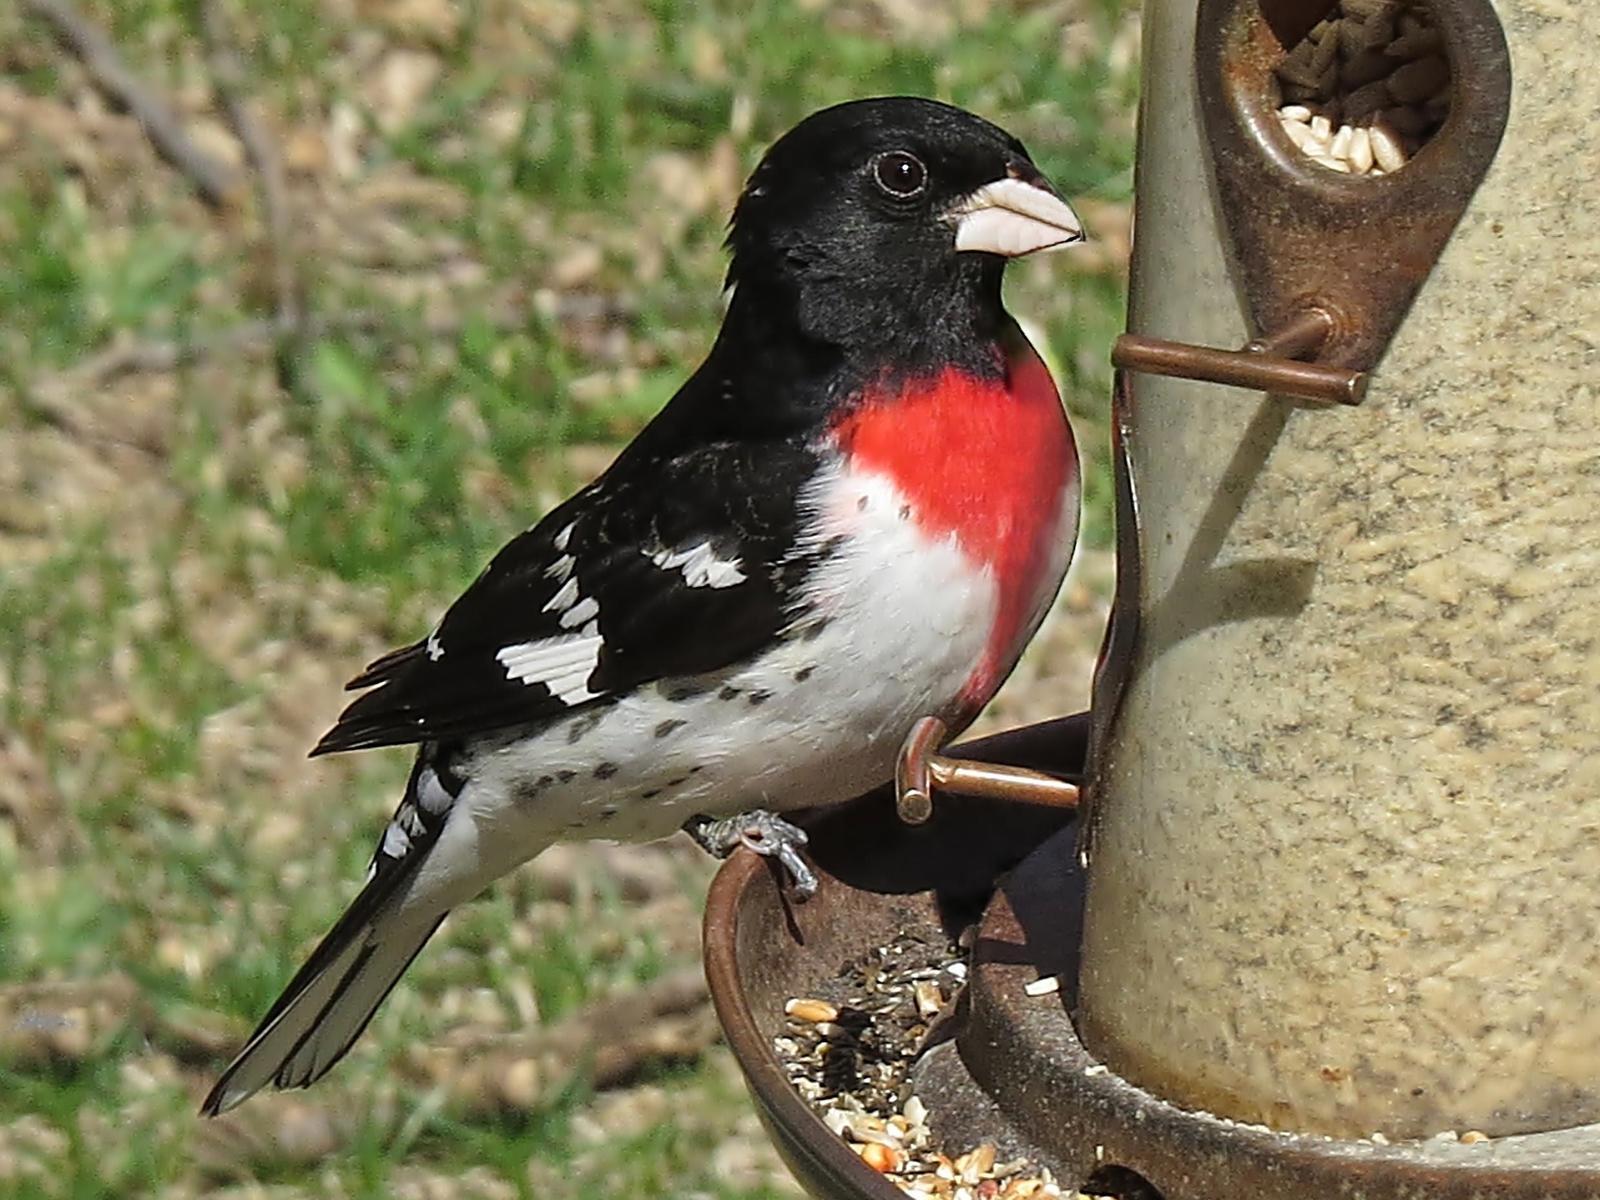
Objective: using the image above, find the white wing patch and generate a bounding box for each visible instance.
[650,541,746,589]
[495,625,602,703]
[426,630,445,661]
[560,595,599,628]
[543,577,580,613]
[542,559,600,630]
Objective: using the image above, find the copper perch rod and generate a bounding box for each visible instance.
[895,716,1081,825]
[1113,331,1368,406]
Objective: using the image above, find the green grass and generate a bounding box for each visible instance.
[0,0,1136,1194]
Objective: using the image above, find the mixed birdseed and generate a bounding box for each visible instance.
[1273,0,1450,177]
[775,931,1075,1199]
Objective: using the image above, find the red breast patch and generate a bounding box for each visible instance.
[829,328,1078,711]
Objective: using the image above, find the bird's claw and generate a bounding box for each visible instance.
[683,810,817,899]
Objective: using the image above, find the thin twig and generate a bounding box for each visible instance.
[18,313,384,460]
[198,0,303,388]
[63,312,385,384]
[20,0,242,210]
[35,306,543,391]
[43,292,625,387]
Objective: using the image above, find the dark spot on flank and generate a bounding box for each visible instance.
[594,762,619,780]
[800,617,832,641]
[655,718,686,738]
[663,680,712,701]
[718,685,741,701]
[793,666,814,682]
[689,765,705,775]
[600,804,619,819]
[537,775,553,788]
[557,770,576,783]
[641,788,662,800]
[666,776,689,788]
[857,494,870,512]
[747,690,771,706]
[566,709,605,744]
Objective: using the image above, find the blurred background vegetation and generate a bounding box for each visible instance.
[0,0,1136,1195]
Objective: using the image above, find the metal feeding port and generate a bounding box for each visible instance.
[1111,0,1508,407]
[1192,0,1508,371]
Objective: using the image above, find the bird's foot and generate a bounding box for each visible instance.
[683,810,817,899]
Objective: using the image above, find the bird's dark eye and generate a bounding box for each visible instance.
[872,151,927,199]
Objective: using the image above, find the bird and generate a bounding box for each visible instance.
[202,95,1084,1116]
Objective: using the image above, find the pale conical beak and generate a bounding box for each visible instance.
[950,174,1085,258]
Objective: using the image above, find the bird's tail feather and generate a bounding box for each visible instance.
[201,868,446,1116]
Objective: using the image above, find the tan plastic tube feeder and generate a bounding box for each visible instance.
[1081,0,1600,1146]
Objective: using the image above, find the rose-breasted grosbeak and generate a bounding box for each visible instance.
[203,96,1083,1115]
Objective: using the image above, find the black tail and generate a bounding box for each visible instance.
[201,862,445,1115]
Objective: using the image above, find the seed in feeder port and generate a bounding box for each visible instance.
[1385,54,1449,104]
[1310,31,1339,76]
[1271,0,1447,178]
[1387,26,1442,58]
[1460,1129,1490,1144]
[1335,16,1367,57]
[1384,104,1428,135]
[913,979,944,1019]
[1343,80,1391,122]
[1023,975,1060,997]
[1341,49,1392,89]
[1279,119,1315,152]
[784,997,839,1023]
[1369,122,1408,171]
[1347,126,1374,173]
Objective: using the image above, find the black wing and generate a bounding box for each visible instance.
[311,434,825,755]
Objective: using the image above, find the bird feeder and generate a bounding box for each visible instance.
[704,0,1600,1195]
